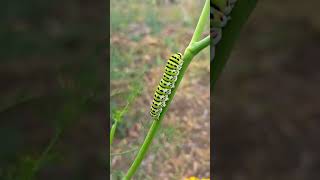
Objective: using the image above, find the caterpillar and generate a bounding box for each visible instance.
[210,0,237,62]
[150,53,183,119]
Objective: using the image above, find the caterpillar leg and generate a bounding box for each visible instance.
[150,109,161,119]
[210,27,222,62]
[211,28,222,45]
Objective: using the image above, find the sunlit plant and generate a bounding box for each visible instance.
[110,0,258,179]
[110,0,209,179]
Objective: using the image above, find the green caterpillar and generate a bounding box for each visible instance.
[211,0,237,62]
[150,53,183,119]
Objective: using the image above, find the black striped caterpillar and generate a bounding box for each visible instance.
[150,53,183,119]
[211,0,237,61]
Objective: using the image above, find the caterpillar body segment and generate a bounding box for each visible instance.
[163,73,177,83]
[167,60,181,70]
[166,61,178,69]
[211,8,229,27]
[154,92,168,102]
[165,67,179,76]
[156,85,172,95]
[150,107,162,118]
[169,53,183,65]
[150,53,184,119]
[152,98,166,108]
[213,0,236,15]
[152,100,162,109]
[160,79,175,89]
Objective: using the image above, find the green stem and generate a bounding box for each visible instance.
[123,0,210,179]
[110,96,132,148]
[110,121,118,147]
[211,0,258,89]
[189,35,210,54]
[190,0,210,44]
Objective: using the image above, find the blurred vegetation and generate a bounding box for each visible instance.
[0,0,106,179]
[110,0,210,179]
[213,0,320,179]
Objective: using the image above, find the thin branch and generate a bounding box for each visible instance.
[190,0,210,44]
[189,35,210,55]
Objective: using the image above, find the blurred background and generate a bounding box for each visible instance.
[110,0,209,179]
[214,0,320,179]
[0,0,106,179]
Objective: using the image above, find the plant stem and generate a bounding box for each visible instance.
[189,35,210,54]
[110,94,133,148]
[123,0,210,179]
[32,127,62,174]
[211,0,258,89]
[190,0,210,44]
[110,121,118,147]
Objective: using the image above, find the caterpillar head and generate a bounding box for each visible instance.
[171,53,183,65]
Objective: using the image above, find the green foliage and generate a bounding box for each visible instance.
[112,170,126,180]
[159,125,180,143]
[5,156,37,180]
[155,55,164,66]
[145,8,162,34]
[164,36,179,52]
[110,47,128,80]
[110,72,144,144]
[111,8,130,33]
[3,152,59,180]
[111,80,143,137]
[130,35,143,42]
